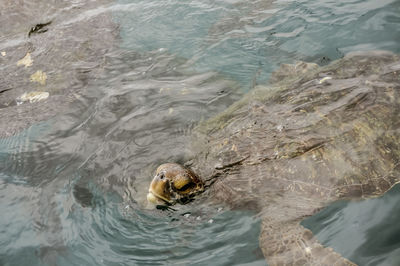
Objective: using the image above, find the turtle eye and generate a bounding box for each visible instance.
[176,182,194,192]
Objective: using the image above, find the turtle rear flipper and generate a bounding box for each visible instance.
[260,216,356,266]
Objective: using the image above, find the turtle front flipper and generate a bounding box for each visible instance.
[260,215,356,266]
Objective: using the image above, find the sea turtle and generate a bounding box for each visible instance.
[148,50,400,265]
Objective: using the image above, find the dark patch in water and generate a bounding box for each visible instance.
[28,21,52,37]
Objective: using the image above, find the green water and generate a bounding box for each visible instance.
[1,0,400,265]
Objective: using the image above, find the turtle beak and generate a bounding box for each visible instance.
[147,174,172,204]
[147,190,163,204]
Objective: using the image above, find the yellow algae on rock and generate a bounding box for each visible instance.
[318,76,332,84]
[17,91,49,104]
[30,70,47,85]
[17,52,33,67]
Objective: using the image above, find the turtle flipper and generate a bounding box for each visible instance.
[259,217,356,266]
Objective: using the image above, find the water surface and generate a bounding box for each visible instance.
[1,0,400,265]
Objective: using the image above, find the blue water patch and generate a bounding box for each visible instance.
[0,173,44,266]
[1,165,265,266]
[0,120,51,156]
[114,0,400,87]
[50,196,265,266]
[114,0,225,57]
[302,183,400,266]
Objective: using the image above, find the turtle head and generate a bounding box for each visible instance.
[147,163,204,205]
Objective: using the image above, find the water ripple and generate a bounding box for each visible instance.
[1,0,400,265]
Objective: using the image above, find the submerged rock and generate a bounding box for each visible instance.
[0,0,119,138]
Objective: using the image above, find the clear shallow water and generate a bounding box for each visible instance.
[0,0,399,265]
[115,0,400,86]
[303,184,400,266]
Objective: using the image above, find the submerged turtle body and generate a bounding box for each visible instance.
[148,50,400,265]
